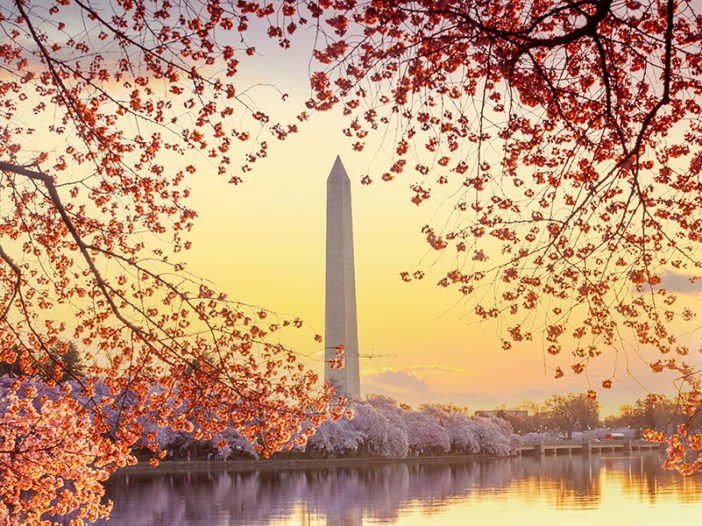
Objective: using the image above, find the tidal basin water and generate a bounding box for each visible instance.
[98,452,702,525]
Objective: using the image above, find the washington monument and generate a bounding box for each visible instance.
[324,156,360,399]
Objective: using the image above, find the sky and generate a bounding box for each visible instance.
[7,5,699,418]
[171,26,702,417]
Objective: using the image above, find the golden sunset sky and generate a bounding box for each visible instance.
[8,8,698,418]
[174,29,702,416]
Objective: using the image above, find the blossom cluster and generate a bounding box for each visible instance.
[307,395,522,458]
[0,378,133,525]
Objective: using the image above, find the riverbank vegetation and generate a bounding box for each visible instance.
[483,393,701,442]
[1,367,688,469]
[0,374,520,464]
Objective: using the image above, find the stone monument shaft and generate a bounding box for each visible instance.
[324,156,360,398]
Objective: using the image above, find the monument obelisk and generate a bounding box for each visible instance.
[324,156,360,399]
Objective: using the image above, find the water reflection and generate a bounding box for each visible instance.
[97,453,702,525]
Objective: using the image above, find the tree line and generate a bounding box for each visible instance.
[495,393,700,440]
[0,344,684,461]
[0,366,521,465]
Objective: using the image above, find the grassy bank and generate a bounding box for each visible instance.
[115,453,504,475]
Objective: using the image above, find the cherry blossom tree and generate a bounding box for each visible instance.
[349,400,409,457]
[309,396,518,458]
[0,380,132,525]
[469,417,513,456]
[420,405,481,454]
[366,395,411,457]
[306,415,364,454]
[211,428,259,459]
[403,409,451,453]
[296,0,702,474]
[0,1,344,521]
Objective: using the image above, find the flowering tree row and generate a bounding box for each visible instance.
[289,0,702,474]
[308,395,522,458]
[0,366,332,525]
[79,386,522,461]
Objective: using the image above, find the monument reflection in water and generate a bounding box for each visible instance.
[97,453,702,525]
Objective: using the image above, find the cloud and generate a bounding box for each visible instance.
[657,272,702,294]
[363,369,433,397]
[360,366,665,416]
[361,366,508,411]
[360,364,473,399]
[641,272,702,295]
[401,364,473,375]
[362,364,473,377]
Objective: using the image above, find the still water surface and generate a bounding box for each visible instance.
[99,453,702,525]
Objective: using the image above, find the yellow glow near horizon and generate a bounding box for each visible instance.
[5,10,700,417]
[153,33,702,417]
[177,100,699,416]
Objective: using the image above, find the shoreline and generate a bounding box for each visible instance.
[115,454,505,475]
[114,445,664,476]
